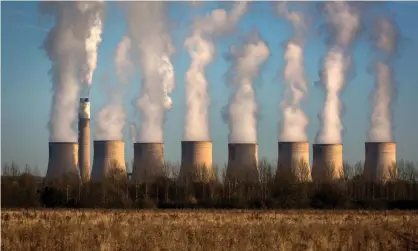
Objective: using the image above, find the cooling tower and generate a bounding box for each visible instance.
[78,97,91,182]
[46,142,79,181]
[132,143,165,183]
[179,141,214,183]
[364,142,397,183]
[91,140,126,181]
[312,144,343,181]
[277,141,311,182]
[226,143,259,183]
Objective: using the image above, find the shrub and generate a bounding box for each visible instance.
[310,183,349,209]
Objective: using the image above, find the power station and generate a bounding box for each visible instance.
[277,141,311,182]
[311,143,343,182]
[46,142,79,181]
[132,142,165,183]
[364,142,397,183]
[42,97,401,185]
[43,133,404,185]
[78,98,91,182]
[91,140,126,180]
[226,143,259,183]
[179,141,214,183]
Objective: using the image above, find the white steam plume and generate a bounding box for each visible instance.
[124,2,175,143]
[315,2,360,144]
[224,31,269,143]
[368,17,398,142]
[95,36,133,140]
[277,2,309,142]
[41,2,104,142]
[184,2,248,141]
[115,36,134,83]
[79,1,104,96]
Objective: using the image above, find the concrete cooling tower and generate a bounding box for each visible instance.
[364,142,397,183]
[312,144,343,181]
[78,98,91,181]
[226,143,259,183]
[277,142,311,182]
[91,140,126,181]
[179,141,214,183]
[46,142,79,181]
[132,143,165,183]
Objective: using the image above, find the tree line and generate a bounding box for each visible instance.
[2,160,418,210]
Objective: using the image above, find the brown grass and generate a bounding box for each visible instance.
[2,209,418,251]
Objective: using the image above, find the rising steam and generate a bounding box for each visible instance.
[41,1,104,142]
[124,2,175,143]
[368,17,398,142]
[95,36,132,140]
[223,31,269,143]
[315,2,360,144]
[277,2,309,142]
[80,1,104,96]
[184,2,248,141]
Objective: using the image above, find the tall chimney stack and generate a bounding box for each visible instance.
[364,142,397,183]
[78,97,91,182]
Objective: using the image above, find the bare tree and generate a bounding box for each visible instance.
[398,160,418,182]
[32,165,41,177]
[343,162,354,180]
[2,163,11,176]
[10,162,21,177]
[24,164,32,174]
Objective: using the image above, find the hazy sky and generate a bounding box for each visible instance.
[2,1,418,175]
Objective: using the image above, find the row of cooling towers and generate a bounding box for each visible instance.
[46,99,397,183]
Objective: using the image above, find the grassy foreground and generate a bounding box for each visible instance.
[2,210,418,251]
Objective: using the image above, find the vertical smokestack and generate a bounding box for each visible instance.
[277,141,311,182]
[312,143,343,181]
[226,143,259,183]
[91,140,126,181]
[78,98,91,181]
[132,143,165,183]
[364,142,397,183]
[179,141,214,183]
[46,142,79,181]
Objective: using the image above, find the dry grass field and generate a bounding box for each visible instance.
[2,209,418,251]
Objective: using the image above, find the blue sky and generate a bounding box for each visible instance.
[1,1,418,175]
